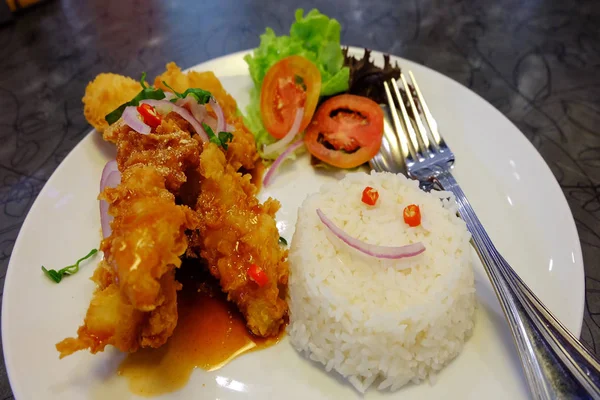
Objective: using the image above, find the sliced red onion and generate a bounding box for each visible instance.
[140,99,209,142]
[100,160,118,191]
[163,91,177,101]
[263,108,304,156]
[122,106,151,135]
[316,208,426,259]
[176,95,208,123]
[209,98,226,133]
[102,170,121,193]
[174,96,234,133]
[100,162,122,239]
[203,115,218,132]
[263,139,304,188]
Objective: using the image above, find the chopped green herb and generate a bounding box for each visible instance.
[139,71,149,89]
[202,122,234,150]
[218,131,234,149]
[162,81,212,104]
[42,249,98,283]
[279,236,288,246]
[105,73,166,125]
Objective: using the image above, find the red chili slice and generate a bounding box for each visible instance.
[361,186,379,206]
[136,103,162,128]
[247,263,268,287]
[403,204,421,227]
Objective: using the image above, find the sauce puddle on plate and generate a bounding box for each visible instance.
[118,264,284,396]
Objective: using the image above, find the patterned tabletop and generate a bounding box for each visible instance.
[1,0,599,398]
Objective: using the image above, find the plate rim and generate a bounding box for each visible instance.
[1,47,586,399]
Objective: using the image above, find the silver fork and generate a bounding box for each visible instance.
[371,73,600,399]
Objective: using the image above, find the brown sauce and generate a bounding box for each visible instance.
[251,161,265,191]
[118,267,284,397]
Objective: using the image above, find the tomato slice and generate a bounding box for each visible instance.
[260,56,322,139]
[304,94,384,169]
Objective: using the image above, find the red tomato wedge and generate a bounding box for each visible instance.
[304,94,384,169]
[260,56,322,139]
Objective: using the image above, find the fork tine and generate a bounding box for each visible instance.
[383,81,412,161]
[390,78,420,157]
[399,72,430,151]
[408,71,445,149]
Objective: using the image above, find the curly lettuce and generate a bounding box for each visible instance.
[244,9,350,157]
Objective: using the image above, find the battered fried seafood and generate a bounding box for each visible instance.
[188,144,288,337]
[155,63,259,173]
[56,166,196,357]
[154,62,238,117]
[103,113,203,194]
[154,64,288,336]
[60,63,288,359]
[83,73,143,132]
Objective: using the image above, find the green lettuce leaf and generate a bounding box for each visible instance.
[321,67,350,96]
[244,9,350,154]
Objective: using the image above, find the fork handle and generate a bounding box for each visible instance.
[435,170,600,400]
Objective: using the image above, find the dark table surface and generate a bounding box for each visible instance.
[1,0,600,398]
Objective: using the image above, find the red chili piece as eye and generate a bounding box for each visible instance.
[403,204,421,227]
[361,186,379,206]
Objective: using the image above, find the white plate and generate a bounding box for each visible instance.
[2,49,584,400]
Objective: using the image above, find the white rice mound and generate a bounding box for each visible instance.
[287,171,475,393]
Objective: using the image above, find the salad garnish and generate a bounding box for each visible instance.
[242,8,408,176]
[259,56,320,141]
[41,248,98,283]
[162,81,212,104]
[304,94,384,169]
[244,9,350,153]
[202,122,233,150]
[105,73,166,125]
[104,73,221,144]
[262,108,304,156]
[262,139,304,187]
[342,48,402,105]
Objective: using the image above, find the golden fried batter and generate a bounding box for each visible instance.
[188,144,288,337]
[101,165,196,310]
[103,113,203,194]
[226,115,261,173]
[68,63,287,360]
[154,62,238,117]
[56,165,196,357]
[56,262,144,357]
[83,73,142,132]
[154,62,260,172]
